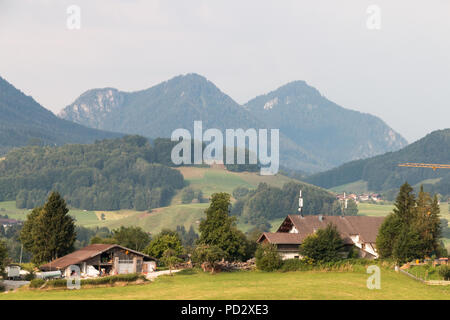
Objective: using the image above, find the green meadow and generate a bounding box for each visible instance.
[1,269,449,300]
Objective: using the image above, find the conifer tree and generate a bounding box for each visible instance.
[20,192,76,264]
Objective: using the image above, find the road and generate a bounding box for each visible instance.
[1,280,30,291]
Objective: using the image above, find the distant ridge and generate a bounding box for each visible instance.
[59,73,408,173]
[305,129,450,197]
[0,75,122,155]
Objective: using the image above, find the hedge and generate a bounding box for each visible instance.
[30,273,147,289]
[279,258,395,273]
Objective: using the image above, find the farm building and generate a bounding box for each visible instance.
[257,215,385,259]
[40,244,157,277]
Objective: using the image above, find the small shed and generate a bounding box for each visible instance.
[6,264,21,280]
[40,244,157,277]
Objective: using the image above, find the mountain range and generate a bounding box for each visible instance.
[0,76,121,155]
[305,129,450,197]
[58,73,407,173]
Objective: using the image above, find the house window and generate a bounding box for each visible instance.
[294,256,299,259]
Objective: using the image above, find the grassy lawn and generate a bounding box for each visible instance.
[2,269,449,300]
[408,265,449,281]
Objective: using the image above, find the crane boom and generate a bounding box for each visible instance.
[398,163,450,171]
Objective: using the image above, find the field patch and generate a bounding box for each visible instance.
[330,180,369,194]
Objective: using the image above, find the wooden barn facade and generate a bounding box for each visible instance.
[40,244,157,277]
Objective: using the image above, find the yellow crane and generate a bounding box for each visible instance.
[398,163,450,171]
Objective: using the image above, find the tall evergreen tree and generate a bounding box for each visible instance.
[20,192,76,264]
[393,182,416,224]
[376,183,443,262]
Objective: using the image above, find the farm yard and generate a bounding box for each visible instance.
[1,268,449,300]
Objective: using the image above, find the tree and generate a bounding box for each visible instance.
[144,230,183,259]
[393,182,416,224]
[413,189,442,257]
[112,226,151,252]
[376,213,403,258]
[176,225,199,248]
[343,199,358,216]
[198,193,251,261]
[377,183,444,262]
[255,243,282,271]
[0,240,8,275]
[392,226,426,264]
[160,249,183,275]
[191,244,226,274]
[300,223,344,263]
[20,192,76,264]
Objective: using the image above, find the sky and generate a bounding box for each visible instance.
[0,0,449,143]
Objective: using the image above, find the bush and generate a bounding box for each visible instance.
[300,223,344,263]
[29,273,147,289]
[24,273,35,281]
[82,273,144,286]
[255,243,282,272]
[279,258,390,273]
[29,278,45,288]
[192,245,226,273]
[280,259,313,272]
[438,265,450,280]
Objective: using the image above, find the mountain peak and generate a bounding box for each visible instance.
[0,76,120,155]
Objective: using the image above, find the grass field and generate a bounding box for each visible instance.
[173,167,298,201]
[1,269,449,300]
[357,203,395,217]
[330,180,369,194]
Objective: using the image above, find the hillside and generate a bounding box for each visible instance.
[59,73,406,172]
[305,129,450,197]
[0,76,121,155]
[0,136,185,210]
[0,165,334,235]
[244,80,407,167]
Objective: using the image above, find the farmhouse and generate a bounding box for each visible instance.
[40,244,157,277]
[0,218,21,230]
[257,215,385,259]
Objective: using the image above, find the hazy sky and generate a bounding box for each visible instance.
[0,0,449,142]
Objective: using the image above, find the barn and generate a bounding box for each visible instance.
[40,244,157,277]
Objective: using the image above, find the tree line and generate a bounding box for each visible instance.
[0,136,185,211]
[376,183,447,263]
[231,182,345,228]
